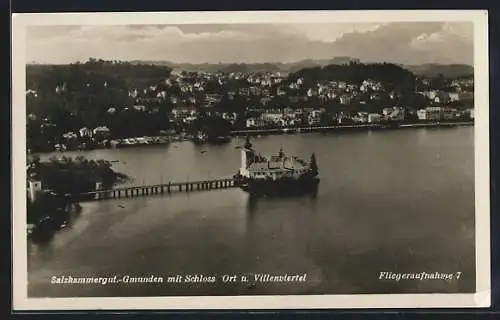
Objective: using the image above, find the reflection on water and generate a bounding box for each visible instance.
[245,183,319,216]
[28,128,475,297]
[29,208,82,246]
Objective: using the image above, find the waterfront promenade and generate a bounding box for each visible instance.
[230,121,474,136]
[35,121,474,153]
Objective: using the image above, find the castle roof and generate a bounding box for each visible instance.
[247,156,308,172]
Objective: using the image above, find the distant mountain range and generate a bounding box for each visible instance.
[403,64,474,78]
[127,57,473,78]
[127,56,361,74]
[29,57,474,78]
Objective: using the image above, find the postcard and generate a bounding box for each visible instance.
[11,10,490,310]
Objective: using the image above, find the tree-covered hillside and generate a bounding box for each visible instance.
[26,59,173,139]
[288,62,417,93]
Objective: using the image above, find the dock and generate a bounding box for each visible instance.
[75,178,238,201]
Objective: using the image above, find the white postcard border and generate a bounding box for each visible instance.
[11,10,491,310]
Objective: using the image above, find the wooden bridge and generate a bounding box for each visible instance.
[77,178,238,201]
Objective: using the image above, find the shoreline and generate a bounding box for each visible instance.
[32,121,474,154]
[229,121,474,136]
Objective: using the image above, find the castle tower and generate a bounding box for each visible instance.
[243,135,252,150]
[240,136,253,177]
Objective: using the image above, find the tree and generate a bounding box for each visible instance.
[309,153,318,176]
[28,154,41,168]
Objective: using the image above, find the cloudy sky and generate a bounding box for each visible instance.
[26,22,474,65]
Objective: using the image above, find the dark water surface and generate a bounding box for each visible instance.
[28,127,475,297]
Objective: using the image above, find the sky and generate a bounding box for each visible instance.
[26,22,474,65]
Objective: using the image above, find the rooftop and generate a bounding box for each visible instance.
[247,154,309,172]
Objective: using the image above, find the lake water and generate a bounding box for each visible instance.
[28,127,476,297]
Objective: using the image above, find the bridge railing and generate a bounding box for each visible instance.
[73,177,238,201]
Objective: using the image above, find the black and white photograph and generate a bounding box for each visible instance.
[12,10,490,310]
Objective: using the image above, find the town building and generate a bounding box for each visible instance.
[353,112,368,123]
[383,107,405,121]
[79,127,92,138]
[368,113,382,123]
[468,108,475,119]
[93,126,111,139]
[417,107,442,121]
[448,92,460,102]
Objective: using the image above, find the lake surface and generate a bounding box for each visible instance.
[28,127,476,297]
